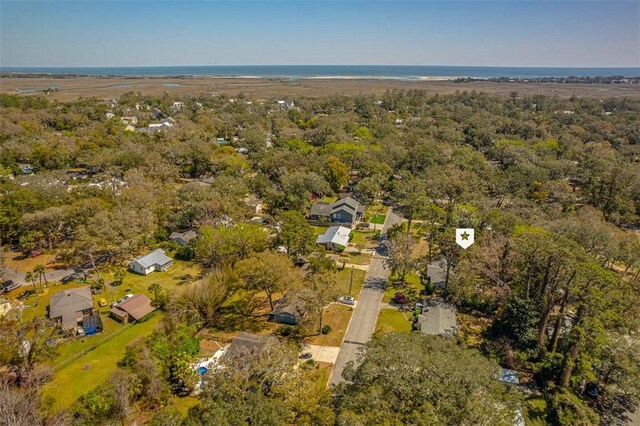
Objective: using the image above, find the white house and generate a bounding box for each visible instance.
[316,226,351,251]
[129,249,173,275]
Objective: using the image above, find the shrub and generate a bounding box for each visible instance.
[393,292,408,305]
[321,325,332,335]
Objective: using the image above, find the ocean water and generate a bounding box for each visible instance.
[1,65,639,79]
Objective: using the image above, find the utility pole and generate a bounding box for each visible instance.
[349,266,354,294]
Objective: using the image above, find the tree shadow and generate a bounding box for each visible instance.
[211,299,271,333]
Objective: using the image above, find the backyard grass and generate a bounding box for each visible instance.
[101,259,201,305]
[305,304,353,347]
[375,308,412,335]
[335,267,366,295]
[42,313,162,409]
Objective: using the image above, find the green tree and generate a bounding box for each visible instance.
[275,210,315,257]
[335,333,516,425]
[325,155,349,192]
[148,282,162,303]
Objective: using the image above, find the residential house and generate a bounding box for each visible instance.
[309,196,365,224]
[316,226,351,251]
[129,249,173,275]
[270,295,306,325]
[225,332,268,359]
[105,112,115,119]
[49,287,96,331]
[172,101,184,112]
[277,100,295,109]
[121,116,138,125]
[425,263,447,289]
[418,302,458,337]
[169,230,198,246]
[110,294,157,323]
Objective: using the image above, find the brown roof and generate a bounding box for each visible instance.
[115,294,156,321]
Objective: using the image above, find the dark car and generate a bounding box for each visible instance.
[2,280,19,293]
[299,352,313,360]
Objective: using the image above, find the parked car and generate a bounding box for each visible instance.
[2,280,19,293]
[299,352,312,360]
[98,298,108,307]
[338,296,356,305]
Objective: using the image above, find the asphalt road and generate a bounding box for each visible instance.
[329,209,402,386]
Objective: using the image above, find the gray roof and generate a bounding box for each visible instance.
[169,230,197,244]
[271,296,306,323]
[426,264,447,285]
[333,196,364,214]
[49,287,93,327]
[131,249,172,269]
[225,332,267,359]
[419,304,457,336]
[310,202,332,217]
[316,226,351,246]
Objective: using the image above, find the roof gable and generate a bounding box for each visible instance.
[132,249,172,269]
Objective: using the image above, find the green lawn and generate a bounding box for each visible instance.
[101,259,201,305]
[350,230,379,249]
[370,214,386,225]
[375,308,412,335]
[42,313,162,409]
[343,252,372,265]
[384,272,423,303]
[335,267,366,295]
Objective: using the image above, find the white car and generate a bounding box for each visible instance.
[339,296,356,305]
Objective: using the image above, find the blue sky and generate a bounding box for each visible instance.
[1,1,638,67]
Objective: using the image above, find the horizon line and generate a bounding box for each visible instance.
[2,64,640,69]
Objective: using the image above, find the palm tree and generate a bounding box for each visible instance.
[148,282,161,302]
[33,264,46,292]
[114,269,125,286]
[25,272,36,291]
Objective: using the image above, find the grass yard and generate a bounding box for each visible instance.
[309,361,333,391]
[335,267,366,295]
[370,214,386,225]
[384,272,423,303]
[42,313,162,409]
[342,252,372,265]
[350,230,379,249]
[305,304,353,347]
[101,259,201,305]
[375,308,412,335]
[3,247,59,273]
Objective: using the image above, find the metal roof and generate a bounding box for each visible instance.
[131,249,172,269]
[316,226,351,246]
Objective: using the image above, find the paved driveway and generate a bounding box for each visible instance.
[302,344,341,364]
[328,209,402,386]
